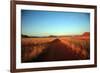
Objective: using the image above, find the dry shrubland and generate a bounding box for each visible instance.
[21,36,90,62]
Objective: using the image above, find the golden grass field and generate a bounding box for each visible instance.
[21,35,90,62]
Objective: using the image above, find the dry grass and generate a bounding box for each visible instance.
[21,36,90,62]
[21,37,55,62]
[58,36,90,59]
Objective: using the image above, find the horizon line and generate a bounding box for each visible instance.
[21,32,90,37]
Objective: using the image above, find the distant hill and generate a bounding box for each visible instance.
[21,34,29,38]
[82,32,90,36]
[21,34,40,38]
[48,35,58,37]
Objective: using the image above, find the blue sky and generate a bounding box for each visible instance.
[21,10,90,36]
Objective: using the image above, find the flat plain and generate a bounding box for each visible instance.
[21,33,90,63]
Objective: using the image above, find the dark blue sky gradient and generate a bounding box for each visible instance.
[21,10,90,36]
